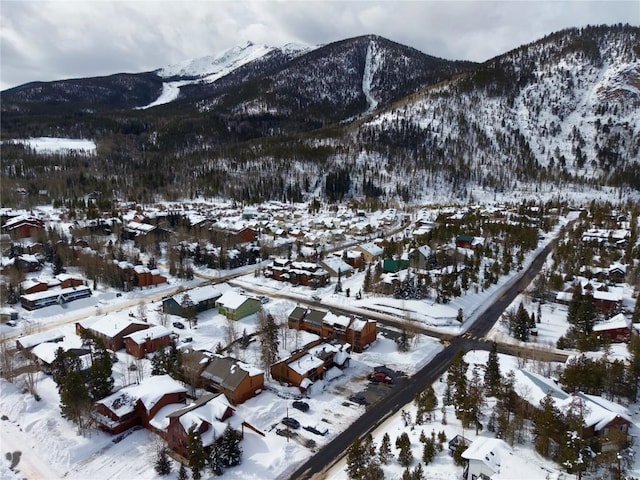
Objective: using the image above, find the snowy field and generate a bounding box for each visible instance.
[6,137,97,155]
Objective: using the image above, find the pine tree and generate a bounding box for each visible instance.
[447,350,468,422]
[558,395,590,479]
[484,342,501,396]
[207,442,223,476]
[219,425,242,467]
[467,366,486,434]
[363,264,372,293]
[88,345,114,400]
[177,463,188,480]
[513,302,530,341]
[396,432,413,467]
[258,312,279,379]
[52,348,91,432]
[346,437,366,480]
[155,447,172,475]
[187,426,206,480]
[411,462,425,480]
[378,432,393,465]
[534,391,561,458]
[633,294,640,323]
[181,294,197,328]
[422,436,436,464]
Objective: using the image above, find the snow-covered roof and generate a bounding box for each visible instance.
[556,392,632,431]
[288,353,324,375]
[323,311,351,328]
[462,437,510,474]
[171,284,223,304]
[593,313,630,332]
[17,329,65,349]
[99,374,187,415]
[216,290,250,310]
[124,325,172,344]
[358,242,384,257]
[83,312,148,338]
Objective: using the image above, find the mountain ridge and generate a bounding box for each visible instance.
[0,25,638,207]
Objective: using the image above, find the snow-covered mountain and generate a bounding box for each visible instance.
[354,25,639,194]
[1,26,638,205]
[156,41,311,81]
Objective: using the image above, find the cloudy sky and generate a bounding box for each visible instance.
[1,1,638,90]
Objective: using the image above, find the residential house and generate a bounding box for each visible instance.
[455,234,484,249]
[514,369,631,452]
[2,216,45,239]
[462,437,511,480]
[287,307,376,352]
[21,278,49,295]
[76,314,150,351]
[320,256,355,277]
[355,242,384,263]
[124,325,173,359]
[94,375,187,434]
[162,285,224,317]
[215,291,262,321]
[16,329,65,352]
[271,349,325,391]
[30,343,92,374]
[200,355,264,405]
[593,313,634,343]
[166,393,235,458]
[264,258,330,288]
[0,307,18,323]
[55,273,85,289]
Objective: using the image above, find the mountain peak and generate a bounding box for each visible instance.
[155,41,275,80]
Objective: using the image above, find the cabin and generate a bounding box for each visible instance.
[16,329,65,352]
[76,314,150,352]
[162,284,223,317]
[462,437,511,480]
[2,216,45,239]
[271,349,325,390]
[166,393,235,458]
[593,313,633,343]
[94,375,187,434]
[123,325,173,359]
[215,291,262,321]
[200,355,264,405]
[0,307,18,323]
[355,242,384,263]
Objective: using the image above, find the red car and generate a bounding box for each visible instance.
[368,372,393,384]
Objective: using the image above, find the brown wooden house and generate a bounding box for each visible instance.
[94,375,187,434]
[287,307,377,352]
[166,393,235,458]
[123,325,173,359]
[76,314,150,352]
[200,355,264,405]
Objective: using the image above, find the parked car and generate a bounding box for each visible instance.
[312,295,321,301]
[281,417,300,429]
[348,393,368,405]
[368,372,393,384]
[292,400,309,412]
[258,296,270,304]
[5,320,17,327]
[181,337,193,343]
[173,321,185,329]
